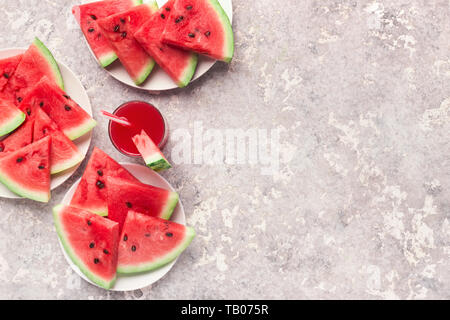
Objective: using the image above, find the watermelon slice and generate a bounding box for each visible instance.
[53,204,120,289]
[134,0,198,87]
[0,136,51,202]
[18,77,96,140]
[161,0,234,63]
[33,109,83,174]
[0,100,25,137]
[0,54,22,91]
[117,210,195,274]
[5,38,64,105]
[132,130,171,171]
[0,118,34,155]
[97,2,158,85]
[107,176,179,232]
[70,147,140,216]
[72,0,143,67]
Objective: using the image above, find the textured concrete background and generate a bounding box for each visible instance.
[0,0,449,299]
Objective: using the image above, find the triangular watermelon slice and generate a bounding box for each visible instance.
[134,0,198,87]
[0,136,51,202]
[0,54,22,91]
[0,100,25,137]
[0,118,34,155]
[70,147,140,216]
[132,130,171,171]
[18,77,97,140]
[107,176,179,232]
[4,38,64,105]
[117,210,195,274]
[97,2,158,85]
[72,0,143,67]
[53,204,120,289]
[161,0,234,63]
[33,109,83,174]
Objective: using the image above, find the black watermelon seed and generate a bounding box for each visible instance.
[126,202,132,208]
[120,18,125,23]
[89,242,95,248]
[0,145,4,152]
[186,5,193,10]
[3,73,9,79]
[63,94,70,99]
[64,105,71,111]
[165,7,170,11]
[123,235,128,241]
[114,25,120,32]
[188,33,195,38]
[205,31,211,37]
[103,249,109,254]
[131,245,136,252]
[175,16,184,23]
[90,15,97,20]
[166,232,173,237]
[38,165,45,170]
[97,169,103,176]
[87,220,92,226]
[159,47,164,51]
[16,157,23,163]
[39,101,44,107]
[145,233,151,237]
[26,109,31,116]
[121,32,127,38]
[88,28,95,33]
[96,180,105,189]
[161,14,165,19]
[94,258,99,264]
[17,97,22,103]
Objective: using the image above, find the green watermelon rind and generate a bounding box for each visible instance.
[64,118,97,141]
[0,111,25,137]
[160,191,179,220]
[133,59,156,86]
[0,169,50,203]
[53,204,117,289]
[144,153,172,172]
[33,37,65,90]
[117,226,195,274]
[51,151,84,175]
[98,51,118,68]
[177,53,199,88]
[208,0,234,63]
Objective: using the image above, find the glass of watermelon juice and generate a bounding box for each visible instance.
[108,101,168,158]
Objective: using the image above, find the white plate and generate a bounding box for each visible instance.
[101,0,233,92]
[59,163,186,291]
[0,48,93,199]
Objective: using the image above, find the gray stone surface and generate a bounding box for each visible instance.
[0,0,449,299]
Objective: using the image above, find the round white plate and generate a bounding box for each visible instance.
[0,48,93,199]
[59,163,186,291]
[102,0,233,91]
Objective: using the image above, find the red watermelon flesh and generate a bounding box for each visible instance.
[72,0,142,67]
[18,77,96,140]
[33,109,83,174]
[53,204,119,289]
[70,147,140,216]
[117,210,195,274]
[0,54,22,91]
[134,0,198,87]
[107,176,179,232]
[0,136,51,202]
[5,38,64,105]
[97,2,158,85]
[0,100,25,137]
[161,0,234,63]
[0,118,34,156]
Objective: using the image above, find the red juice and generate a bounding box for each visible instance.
[108,101,168,157]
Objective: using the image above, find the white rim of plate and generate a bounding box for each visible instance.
[95,0,233,92]
[0,47,93,199]
[59,162,186,291]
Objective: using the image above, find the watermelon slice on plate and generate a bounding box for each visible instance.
[117,210,195,274]
[161,0,234,63]
[0,100,25,137]
[107,176,179,232]
[53,204,120,289]
[0,54,22,91]
[132,130,171,171]
[72,0,143,67]
[0,118,34,155]
[4,38,64,105]
[18,77,97,140]
[0,136,51,202]
[70,147,140,216]
[33,109,83,174]
[97,2,158,85]
[134,0,198,87]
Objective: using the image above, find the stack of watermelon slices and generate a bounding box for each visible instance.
[73,0,234,87]
[0,38,97,202]
[53,148,194,289]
